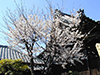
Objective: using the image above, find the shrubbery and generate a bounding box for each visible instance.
[67,71,84,75]
[0,59,30,75]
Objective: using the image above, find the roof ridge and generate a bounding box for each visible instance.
[0,45,28,56]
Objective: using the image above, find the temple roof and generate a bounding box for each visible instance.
[0,45,44,65]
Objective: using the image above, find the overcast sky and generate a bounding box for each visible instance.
[0,0,100,45]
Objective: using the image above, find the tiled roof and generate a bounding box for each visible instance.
[0,45,44,64]
[0,45,30,62]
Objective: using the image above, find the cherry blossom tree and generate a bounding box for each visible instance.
[39,9,87,74]
[2,1,88,75]
[2,2,49,75]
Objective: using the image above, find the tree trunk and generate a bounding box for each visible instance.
[30,56,34,75]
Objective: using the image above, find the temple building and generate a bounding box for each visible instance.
[0,9,100,75]
[38,9,100,75]
[0,45,44,71]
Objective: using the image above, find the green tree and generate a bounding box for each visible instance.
[0,59,30,75]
